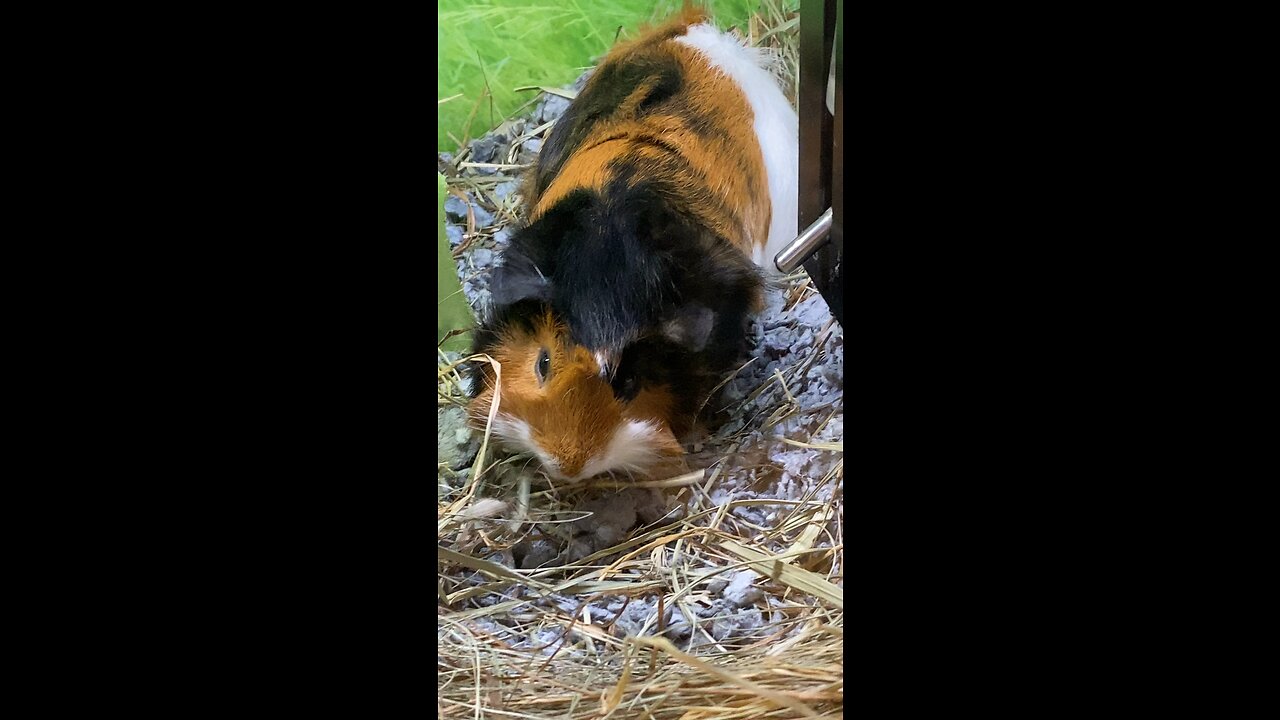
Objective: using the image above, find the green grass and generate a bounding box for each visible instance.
[437,0,760,152]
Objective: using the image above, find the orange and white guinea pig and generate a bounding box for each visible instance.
[467,5,798,483]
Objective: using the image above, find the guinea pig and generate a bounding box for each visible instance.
[467,5,798,483]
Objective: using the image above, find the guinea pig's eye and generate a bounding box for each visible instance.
[535,348,551,385]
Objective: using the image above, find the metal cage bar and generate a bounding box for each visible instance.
[793,0,843,327]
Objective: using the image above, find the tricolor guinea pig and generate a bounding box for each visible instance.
[467,5,798,483]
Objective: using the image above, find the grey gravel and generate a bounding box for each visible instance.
[444,193,493,228]
[493,181,519,201]
[711,607,764,641]
[470,205,495,228]
[722,569,763,608]
[438,406,479,471]
[535,94,571,123]
[468,132,507,164]
[443,195,468,221]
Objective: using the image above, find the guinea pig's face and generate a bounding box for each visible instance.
[469,311,683,482]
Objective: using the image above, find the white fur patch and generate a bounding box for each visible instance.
[578,420,668,480]
[491,414,560,475]
[675,24,799,275]
[489,417,667,482]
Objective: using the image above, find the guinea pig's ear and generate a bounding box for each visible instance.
[464,318,502,399]
[490,192,593,307]
[490,248,552,306]
[660,304,716,352]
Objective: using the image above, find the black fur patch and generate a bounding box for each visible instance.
[479,169,761,436]
[609,335,731,437]
[532,50,685,197]
[489,192,592,307]
[499,172,761,362]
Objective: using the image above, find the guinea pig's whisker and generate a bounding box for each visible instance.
[518,454,538,475]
